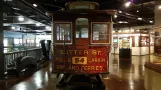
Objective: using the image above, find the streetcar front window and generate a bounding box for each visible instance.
[91,23,110,44]
[54,23,72,43]
[76,18,88,38]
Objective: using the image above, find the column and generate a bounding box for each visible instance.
[154,0,161,54]
[0,0,5,79]
[155,0,161,27]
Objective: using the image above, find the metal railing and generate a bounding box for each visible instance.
[4,48,42,72]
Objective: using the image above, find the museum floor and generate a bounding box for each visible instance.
[0,54,159,90]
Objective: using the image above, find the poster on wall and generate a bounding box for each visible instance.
[150,37,154,46]
[140,36,149,47]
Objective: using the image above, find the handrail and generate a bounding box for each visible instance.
[4,48,42,72]
[4,48,42,55]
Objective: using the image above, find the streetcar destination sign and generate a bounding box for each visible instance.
[53,47,109,74]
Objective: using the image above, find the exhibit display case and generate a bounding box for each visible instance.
[111,29,154,55]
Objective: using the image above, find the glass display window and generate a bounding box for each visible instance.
[14,38,20,44]
[140,36,149,47]
[3,38,8,47]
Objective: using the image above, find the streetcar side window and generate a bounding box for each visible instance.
[91,23,110,44]
[54,23,72,43]
[76,18,88,38]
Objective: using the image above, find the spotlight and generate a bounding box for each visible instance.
[118,11,122,13]
[118,30,122,32]
[119,21,123,23]
[46,26,51,30]
[149,21,153,23]
[11,26,15,29]
[138,18,142,20]
[18,17,24,21]
[158,5,161,9]
[137,10,139,12]
[33,4,37,7]
[114,14,117,18]
[125,1,131,7]
[118,21,128,23]
[126,13,130,15]
[131,30,134,32]
[36,23,40,26]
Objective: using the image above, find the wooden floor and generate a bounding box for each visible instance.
[0,54,158,90]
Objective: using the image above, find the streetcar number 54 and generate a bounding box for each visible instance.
[72,57,87,65]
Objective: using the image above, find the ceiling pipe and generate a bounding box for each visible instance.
[39,3,64,10]
[18,0,51,20]
[121,1,155,11]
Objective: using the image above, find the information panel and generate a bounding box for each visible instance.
[53,46,109,74]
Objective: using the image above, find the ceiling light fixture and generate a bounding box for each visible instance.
[137,10,139,12]
[119,21,123,23]
[118,30,122,33]
[33,4,37,7]
[159,5,161,9]
[46,26,51,30]
[18,16,24,21]
[125,1,131,7]
[114,14,117,18]
[150,21,153,23]
[12,7,21,10]
[138,18,142,20]
[131,30,134,32]
[118,11,122,13]
[126,13,130,15]
[118,21,128,23]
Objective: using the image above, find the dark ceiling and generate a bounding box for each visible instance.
[26,0,155,28]
[3,0,155,33]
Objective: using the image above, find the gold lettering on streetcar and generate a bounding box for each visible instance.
[98,50,101,55]
[56,65,65,70]
[89,58,106,63]
[67,58,71,62]
[58,50,90,55]
[79,50,83,55]
[74,50,77,55]
[92,50,102,55]
[58,49,103,55]
[92,50,97,55]
[72,57,87,65]
[96,66,99,70]
[59,50,64,54]
[71,66,80,70]
[84,50,88,55]
[69,50,72,54]
[91,66,95,70]
[56,57,65,62]
[80,66,104,71]
[70,66,104,71]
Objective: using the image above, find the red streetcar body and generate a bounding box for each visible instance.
[51,9,114,74]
